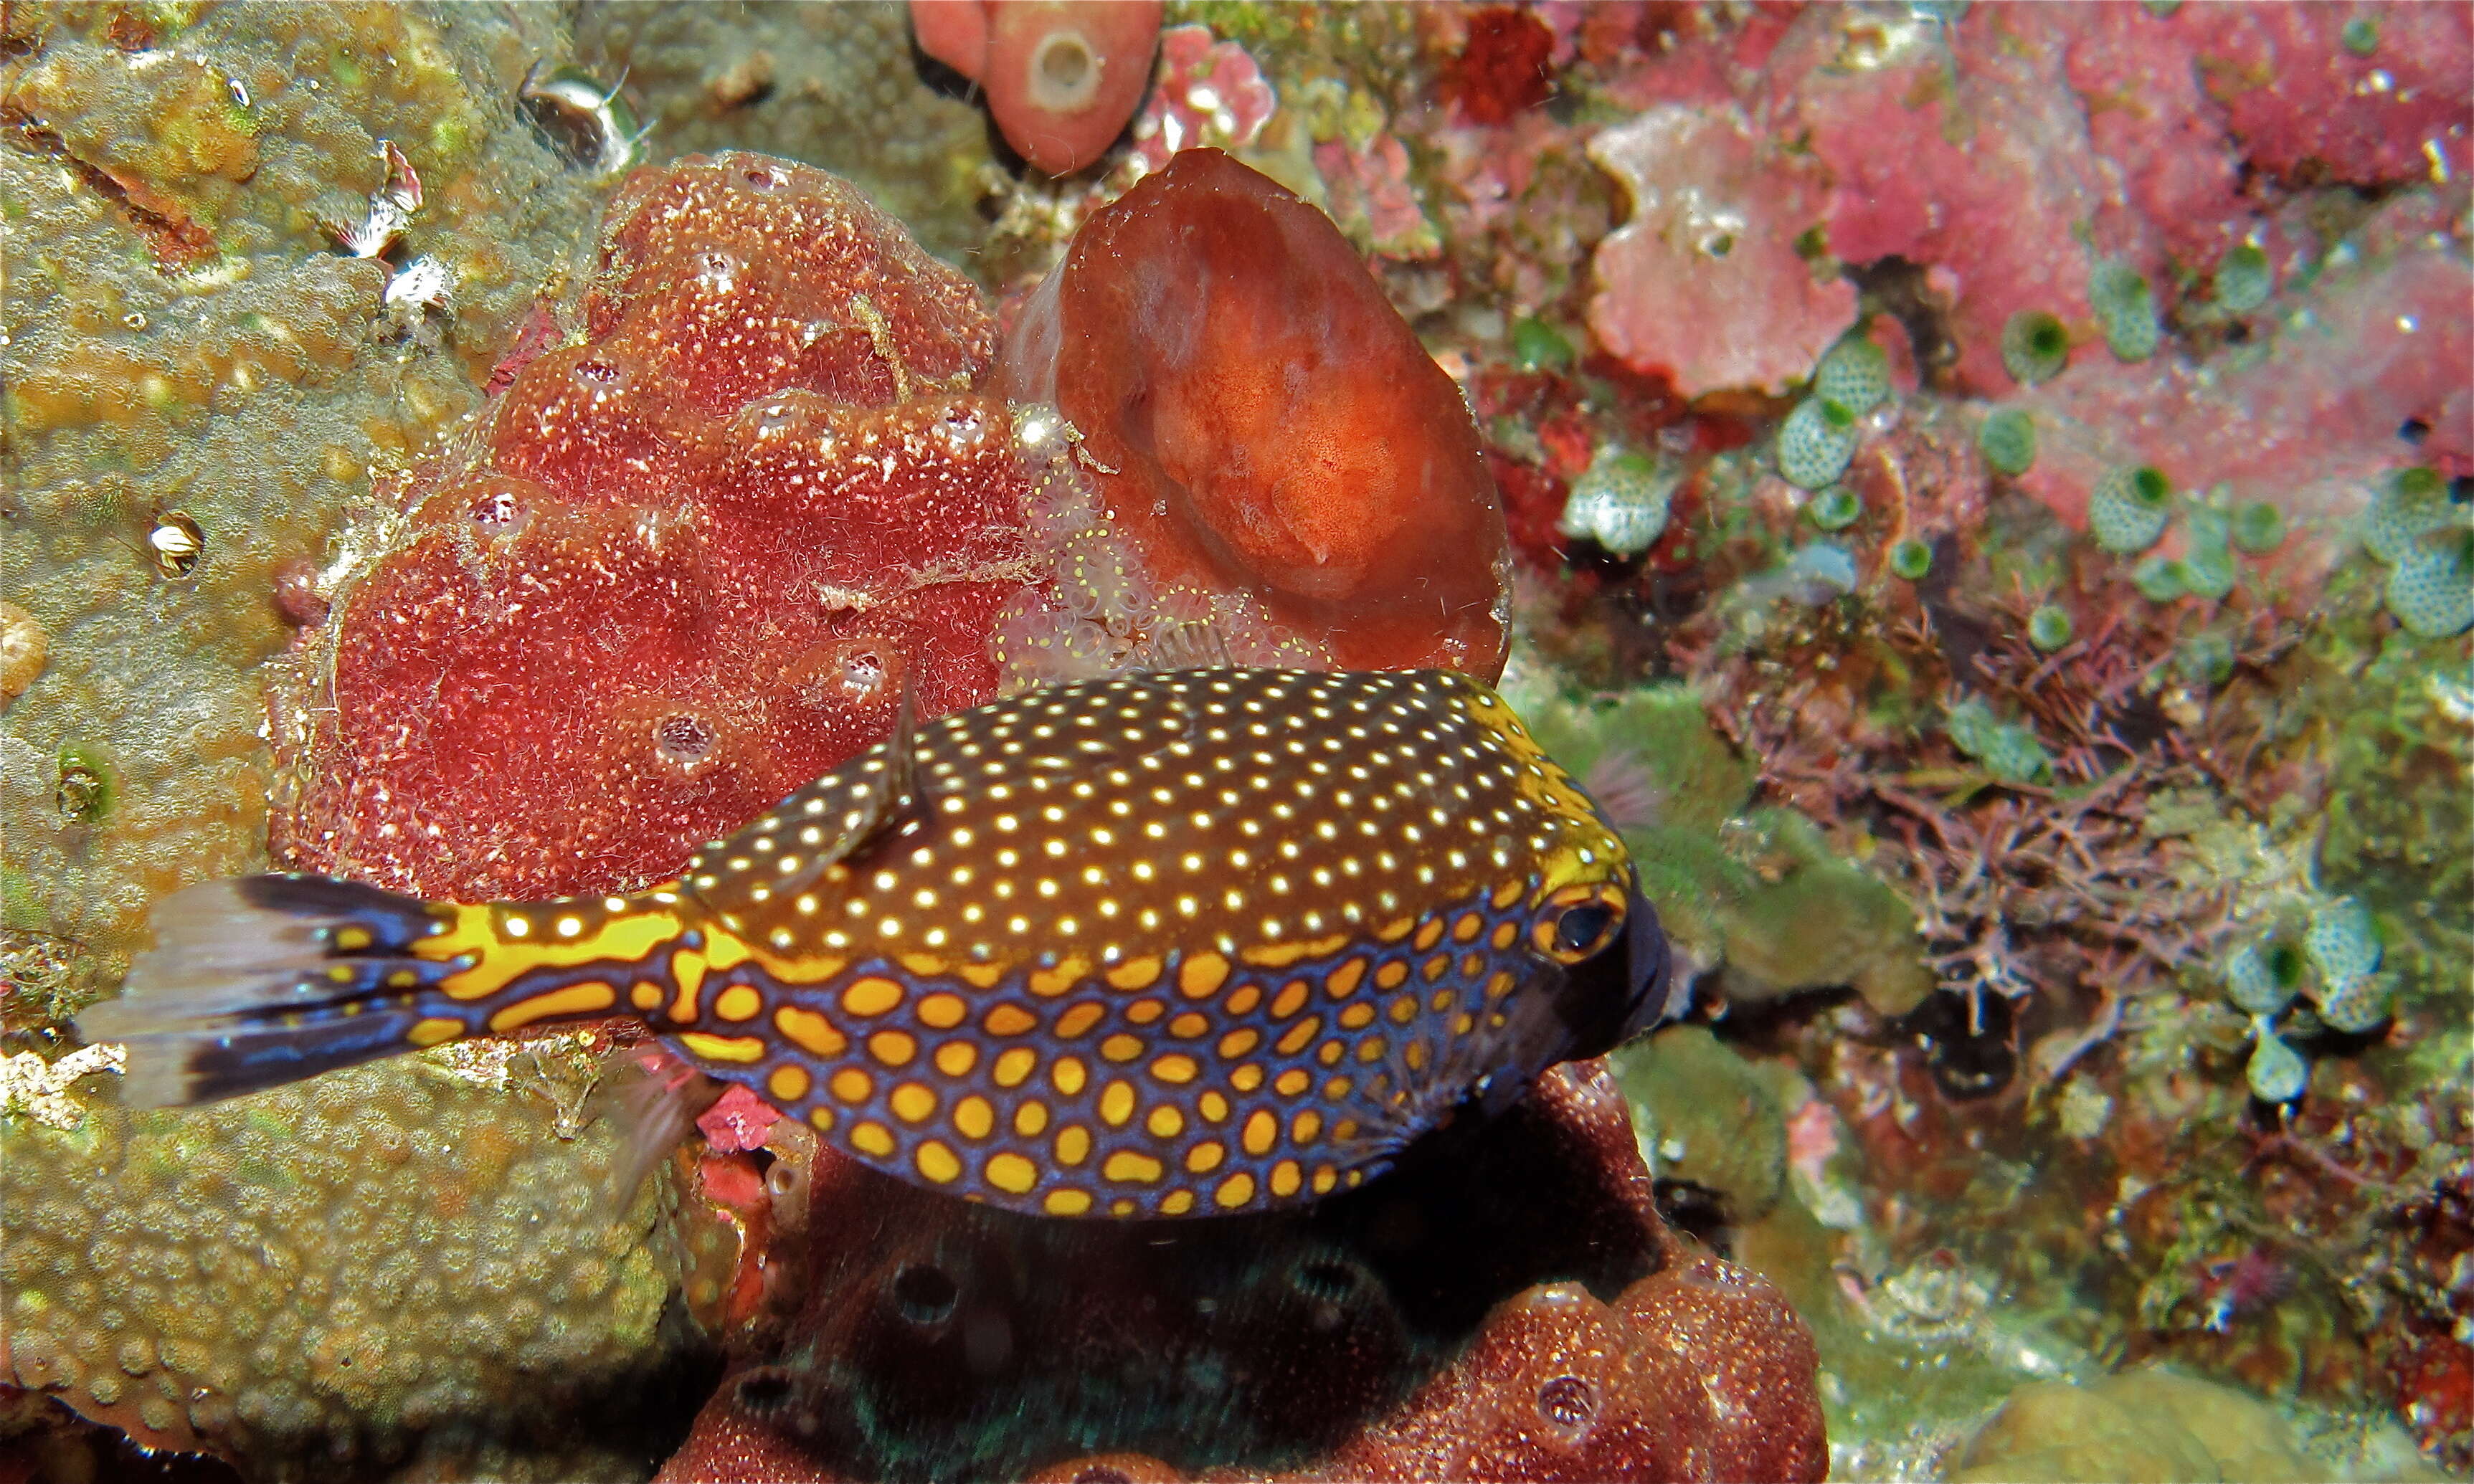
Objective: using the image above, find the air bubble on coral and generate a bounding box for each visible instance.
[574,359,622,387]
[1537,1373,1598,1434]
[468,487,529,538]
[146,511,204,579]
[652,713,717,769]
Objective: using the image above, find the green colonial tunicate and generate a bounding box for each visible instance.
[2245,1024,2309,1103]
[2027,604,2073,651]
[2305,896,2381,984]
[1807,485,1863,531]
[2174,506,2237,600]
[2087,465,2174,553]
[2231,500,2285,553]
[2365,467,2450,562]
[2090,258,2161,362]
[1978,407,2036,476]
[2385,534,2474,638]
[1510,316,1575,373]
[2131,555,2185,602]
[2214,243,2273,312]
[2341,14,2379,55]
[1815,333,1892,415]
[2224,938,2302,1017]
[2000,310,2070,386]
[1944,695,2052,784]
[1888,537,1933,581]
[1778,396,1861,490]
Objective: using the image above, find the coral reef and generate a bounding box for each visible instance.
[0,1,618,1001]
[998,148,1509,682]
[270,151,1035,902]
[0,1035,721,1480]
[909,1,1165,177]
[653,1063,1824,1483]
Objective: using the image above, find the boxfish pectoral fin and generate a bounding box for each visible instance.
[757,670,926,899]
[74,875,468,1107]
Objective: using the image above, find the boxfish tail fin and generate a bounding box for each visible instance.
[74,874,472,1108]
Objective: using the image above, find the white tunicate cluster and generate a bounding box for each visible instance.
[2305,896,2389,1033]
[1776,396,1860,490]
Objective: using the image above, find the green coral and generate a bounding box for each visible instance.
[1945,696,2053,784]
[1978,407,2036,477]
[1815,331,1892,416]
[0,1041,717,1478]
[2090,258,2161,362]
[2087,465,2174,554]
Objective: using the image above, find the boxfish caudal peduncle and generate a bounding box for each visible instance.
[79,667,1677,1218]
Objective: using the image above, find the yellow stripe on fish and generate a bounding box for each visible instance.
[77,668,1672,1217]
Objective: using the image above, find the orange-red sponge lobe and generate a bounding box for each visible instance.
[278,155,1031,902]
[1001,149,1510,680]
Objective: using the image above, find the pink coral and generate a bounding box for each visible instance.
[1587,103,1856,399]
[1124,22,1276,177]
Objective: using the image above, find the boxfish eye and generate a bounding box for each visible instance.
[1536,890,1624,964]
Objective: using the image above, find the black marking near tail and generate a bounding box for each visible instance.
[75,875,475,1107]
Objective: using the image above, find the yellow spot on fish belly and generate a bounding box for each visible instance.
[1214,1171,1256,1209]
[668,949,708,1022]
[1029,958,1089,997]
[333,926,373,951]
[916,992,967,1029]
[1097,1080,1137,1126]
[1045,1189,1094,1216]
[1269,1159,1303,1197]
[852,1121,896,1156]
[1054,1003,1106,1038]
[1185,1141,1226,1173]
[1104,1151,1164,1184]
[1055,1125,1093,1165]
[916,1141,962,1184]
[408,1017,465,1047]
[1324,958,1368,999]
[1149,1053,1200,1084]
[987,1152,1038,1193]
[1105,956,1162,990]
[1052,1056,1089,1095]
[954,1095,995,1139]
[680,1031,767,1064]
[1242,1110,1277,1156]
[868,1029,918,1067]
[934,1040,979,1077]
[889,1083,937,1123]
[1177,952,1230,999]
[843,976,904,1017]
[1013,1100,1050,1136]
[630,980,664,1010]
[985,1004,1039,1036]
[769,1065,812,1102]
[993,1047,1038,1088]
[1160,1190,1195,1215]
[775,1005,848,1057]
[1099,1033,1144,1062]
[831,1068,873,1103]
[714,984,763,1022]
[1147,1104,1185,1138]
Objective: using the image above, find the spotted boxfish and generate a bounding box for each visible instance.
[80,667,1675,1218]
